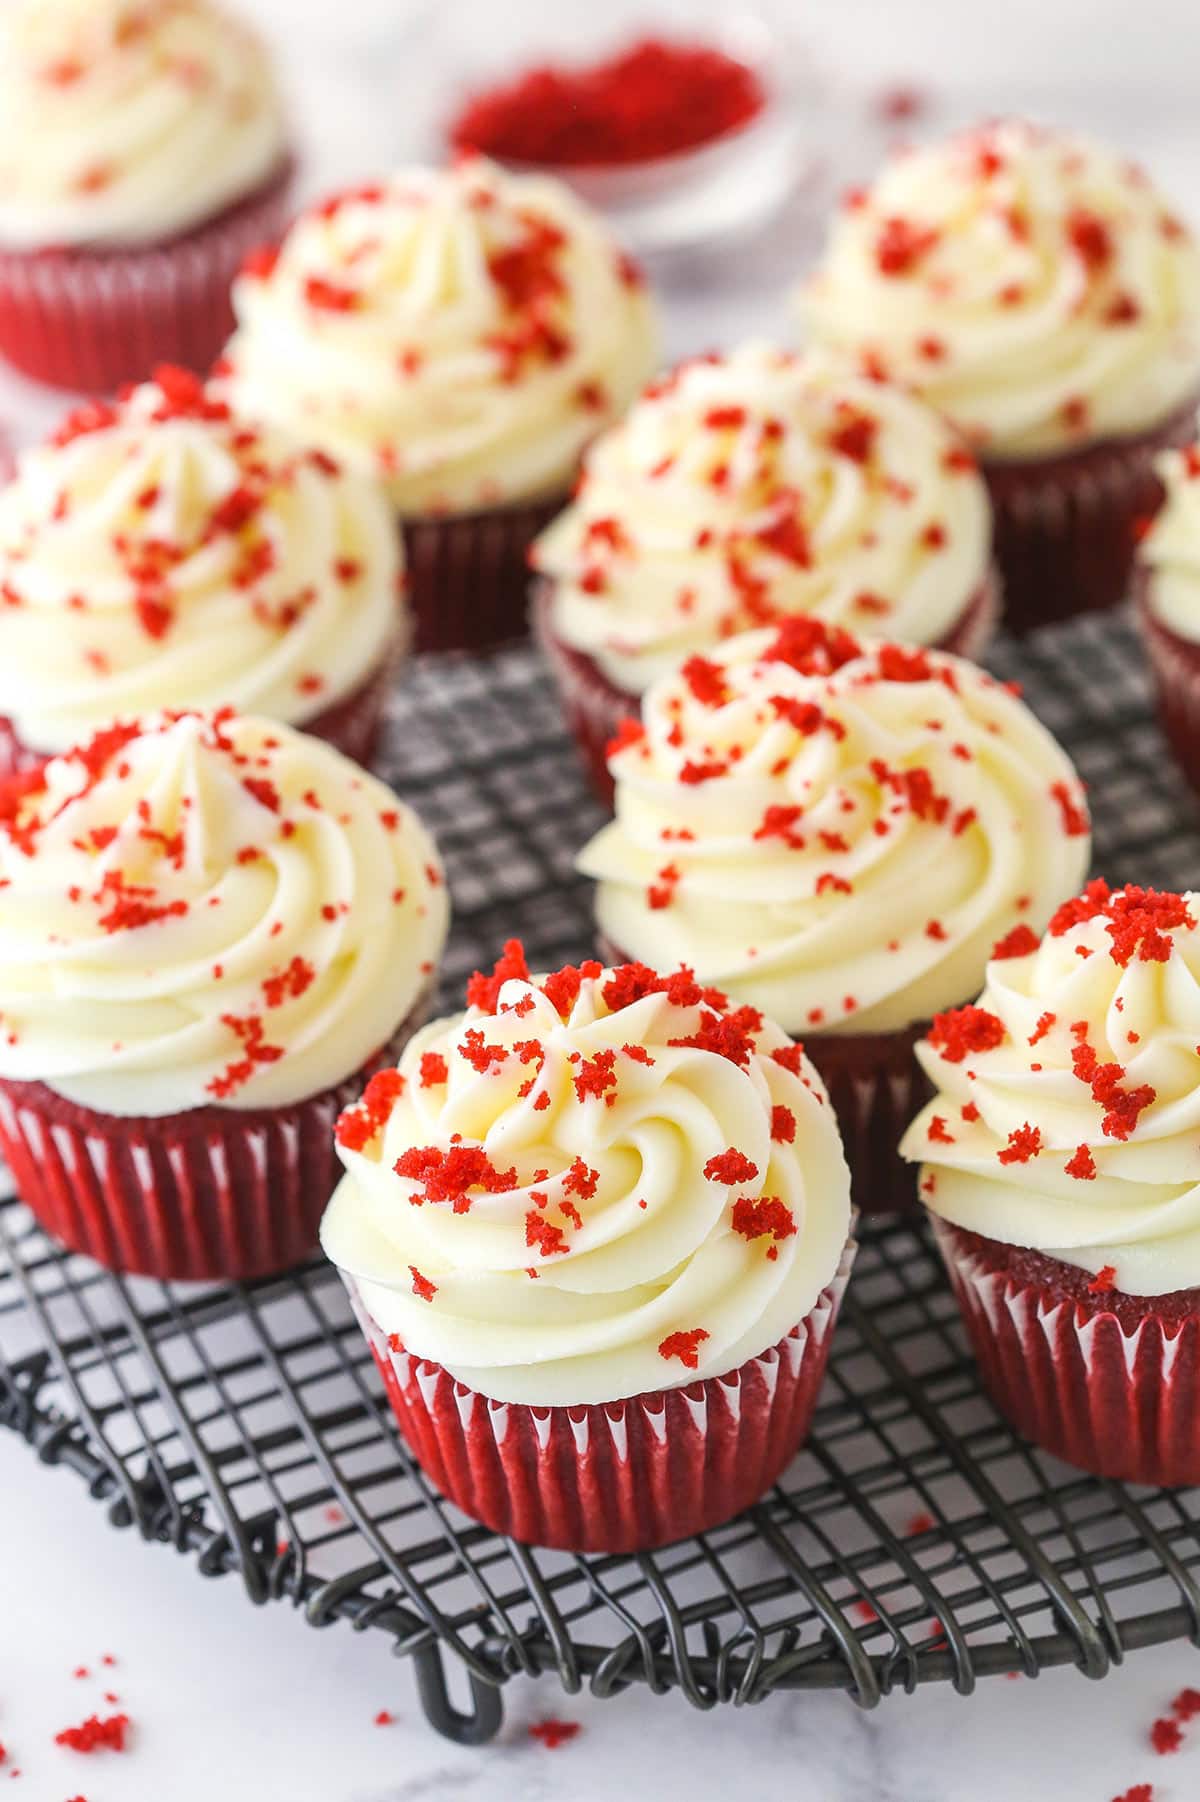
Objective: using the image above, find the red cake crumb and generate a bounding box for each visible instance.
[335,1069,405,1150]
[906,1511,935,1535]
[997,1123,1041,1165]
[466,938,532,1011]
[703,1149,759,1185]
[419,1052,449,1088]
[927,1006,1005,1063]
[992,923,1040,960]
[770,1105,796,1142]
[658,1328,710,1369]
[1150,1717,1182,1755]
[1172,1688,1200,1721]
[1111,1786,1153,1802]
[1065,1144,1098,1181]
[55,1713,131,1754]
[730,1196,796,1245]
[394,1145,517,1211]
[1087,1265,1117,1293]
[374,1710,394,1726]
[409,1267,437,1301]
[528,1719,581,1750]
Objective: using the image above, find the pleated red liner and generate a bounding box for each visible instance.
[1134,571,1200,796]
[933,1216,1200,1486]
[983,393,1198,636]
[0,159,296,395]
[0,994,432,1283]
[402,495,563,654]
[532,569,1002,809]
[348,1237,856,1553]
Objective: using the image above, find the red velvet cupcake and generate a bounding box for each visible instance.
[0,710,449,1281]
[222,158,660,653]
[903,880,1200,1484]
[0,367,407,777]
[1135,444,1200,793]
[321,945,854,1553]
[577,621,1091,1215]
[0,0,294,393]
[802,119,1200,633]
[532,342,999,805]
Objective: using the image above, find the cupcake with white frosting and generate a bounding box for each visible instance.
[0,709,449,1279]
[801,119,1200,631]
[1135,446,1200,793]
[223,156,660,652]
[0,366,405,775]
[532,341,998,802]
[0,0,293,392]
[577,618,1091,1211]
[322,943,853,1551]
[902,880,1200,1484]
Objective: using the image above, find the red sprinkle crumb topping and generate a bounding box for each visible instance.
[992,923,1040,960]
[658,1328,710,1369]
[703,1149,759,1185]
[927,1006,1005,1064]
[1087,1264,1117,1293]
[730,1195,796,1246]
[1065,1143,1097,1181]
[997,1122,1041,1165]
[336,1069,405,1150]
[1048,880,1194,967]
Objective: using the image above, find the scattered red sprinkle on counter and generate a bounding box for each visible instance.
[54,1713,131,1754]
[373,1710,394,1727]
[1111,1787,1153,1802]
[1173,1688,1200,1720]
[528,1718,582,1750]
[1150,1716,1183,1755]
[905,1511,935,1535]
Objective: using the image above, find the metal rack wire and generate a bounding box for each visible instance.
[3,611,1200,1746]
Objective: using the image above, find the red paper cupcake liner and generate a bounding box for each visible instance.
[932,1217,1200,1486]
[0,990,431,1283]
[1135,572,1200,796]
[403,495,564,654]
[804,1025,931,1217]
[983,395,1199,636]
[0,634,405,780]
[347,1237,854,1553]
[533,570,1002,809]
[0,159,295,395]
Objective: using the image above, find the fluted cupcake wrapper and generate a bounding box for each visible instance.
[533,571,1002,810]
[804,1026,931,1217]
[1135,575,1200,797]
[0,996,431,1283]
[403,496,563,654]
[348,1237,856,1554]
[0,160,295,395]
[933,1217,1200,1486]
[983,396,1198,635]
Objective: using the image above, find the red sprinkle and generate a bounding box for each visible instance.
[1150,1718,1183,1755]
[703,1149,759,1185]
[528,1718,583,1749]
[55,1713,131,1754]
[991,923,1040,960]
[658,1328,710,1369]
[1087,1265,1117,1293]
[927,1006,1005,1064]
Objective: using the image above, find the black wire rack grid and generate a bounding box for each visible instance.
[3,611,1200,1746]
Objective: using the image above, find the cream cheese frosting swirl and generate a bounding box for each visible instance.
[0,711,449,1116]
[0,367,403,756]
[802,119,1200,459]
[902,883,1200,1294]
[0,0,288,250]
[321,948,851,1406]
[577,621,1091,1035]
[533,343,994,694]
[1139,445,1200,641]
[223,158,660,515]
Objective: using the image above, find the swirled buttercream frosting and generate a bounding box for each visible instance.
[533,342,993,693]
[0,710,448,1115]
[321,946,852,1405]
[578,619,1091,1035]
[902,882,1200,1294]
[1139,444,1200,641]
[224,157,660,514]
[0,366,403,755]
[802,119,1200,459]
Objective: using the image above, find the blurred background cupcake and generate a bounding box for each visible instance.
[322,945,853,1552]
[902,880,1200,1486]
[801,119,1200,634]
[1135,445,1200,793]
[577,620,1092,1213]
[0,0,294,394]
[532,341,998,803]
[221,157,660,652]
[0,708,449,1280]
[0,365,406,774]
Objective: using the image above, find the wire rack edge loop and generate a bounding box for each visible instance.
[4,614,1200,1748]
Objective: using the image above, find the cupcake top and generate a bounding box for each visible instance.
[0,710,448,1116]
[532,343,993,695]
[902,881,1200,1294]
[578,620,1091,1036]
[0,0,287,251]
[1138,444,1200,642]
[801,119,1200,460]
[0,367,402,757]
[223,157,661,515]
[321,945,851,1406]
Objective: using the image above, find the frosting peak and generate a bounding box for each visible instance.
[320,946,851,1405]
[902,881,1200,1293]
[534,341,993,693]
[0,710,448,1115]
[0,0,288,249]
[802,119,1200,458]
[0,367,402,756]
[1140,444,1200,642]
[224,158,660,514]
[578,620,1091,1034]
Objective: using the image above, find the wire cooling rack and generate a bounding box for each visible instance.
[3,609,1200,1746]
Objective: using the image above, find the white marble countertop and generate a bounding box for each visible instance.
[5,5,1200,1798]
